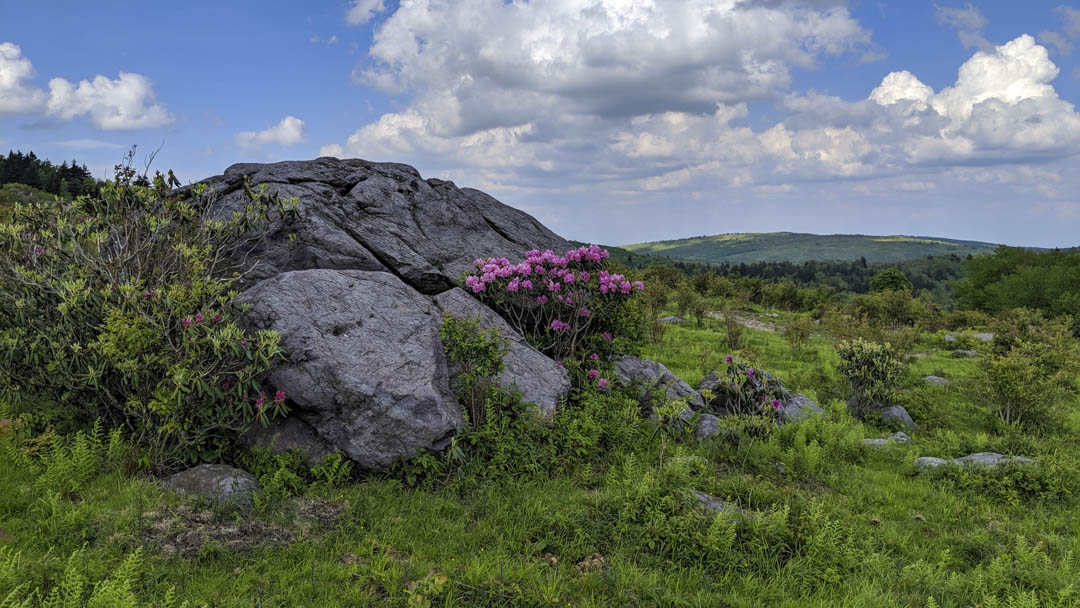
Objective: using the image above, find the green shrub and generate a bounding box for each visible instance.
[869,267,912,293]
[438,313,510,431]
[976,340,1076,430]
[836,338,905,417]
[942,308,991,331]
[0,165,297,469]
[782,315,814,355]
[722,308,745,350]
[707,356,788,417]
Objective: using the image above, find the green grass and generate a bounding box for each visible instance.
[3,315,1079,607]
[621,232,1003,264]
[0,183,55,222]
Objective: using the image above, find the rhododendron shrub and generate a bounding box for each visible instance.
[707,355,789,417]
[0,160,297,469]
[463,245,644,388]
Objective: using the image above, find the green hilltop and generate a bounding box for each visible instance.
[621,231,1002,264]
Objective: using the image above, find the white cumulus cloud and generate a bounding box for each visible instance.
[346,0,386,25]
[0,41,173,130]
[235,116,306,151]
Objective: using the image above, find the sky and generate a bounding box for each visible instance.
[2,1,1080,248]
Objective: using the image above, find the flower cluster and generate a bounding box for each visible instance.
[709,355,789,417]
[463,245,644,363]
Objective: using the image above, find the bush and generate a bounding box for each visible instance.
[782,315,814,355]
[439,313,510,431]
[976,339,1077,430]
[462,244,644,369]
[0,163,297,469]
[836,338,905,417]
[706,355,788,417]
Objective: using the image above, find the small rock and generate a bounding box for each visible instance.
[777,393,824,423]
[953,349,978,358]
[863,431,911,448]
[614,355,705,412]
[944,333,957,343]
[691,490,730,512]
[972,332,994,342]
[575,553,609,573]
[542,553,559,567]
[922,375,950,386]
[164,464,261,509]
[658,316,684,324]
[915,452,1034,469]
[881,405,918,431]
[676,409,722,441]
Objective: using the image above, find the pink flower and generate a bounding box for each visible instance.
[725,354,732,363]
[194,313,204,324]
[142,289,155,299]
[589,353,599,360]
[537,295,548,305]
[240,340,249,347]
[772,400,782,410]
[255,392,266,409]
[579,307,590,317]
[521,279,533,290]
[632,281,644,291]
[181,318,191,329]
[550,319,571,331]
[579,271,590,283]
[213,314,222,324]
[587,369,599,379]
[274,390,286,404]
[602,332,613,342]
[556,360,563,367]
[746,368,755,378]
[597,378,609,391]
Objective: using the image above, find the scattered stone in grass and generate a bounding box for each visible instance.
[952,349,978,358]
[915,452,1034,469]
[944,334,957,343]
[542,553,559,567]
[881,405,918,431]
[163,464,260,511]
[575,553,609,573]
[972,333,994,342]
[870,517,882,526]
[923,375,949,385]
[913,513,926,522]
[863,432,911,448]
[657,316,684,324]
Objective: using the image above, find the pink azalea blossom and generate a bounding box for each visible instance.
[725,354,732,363]
[602,332,613,342]
[589,353,599,360]
[597,377,609,391]
[772,400,782,410]
[747,367,755,378]
[274,390,286,404]
[181,318,191,329]
[587,369,599,379]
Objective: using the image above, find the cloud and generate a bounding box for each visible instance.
[934,3,992,51]
[235,116,306,150]
[0,41,173,130]
[346,0,386,25]
[55,139,126,150]
[310,34,340,45]
[934,3,987,31]
[1038,30,1073,55]
[1056,6,1080,38]
[0,42,47,114]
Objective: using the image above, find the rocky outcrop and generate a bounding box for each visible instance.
[196,158,575,470]
[614,355,705,412]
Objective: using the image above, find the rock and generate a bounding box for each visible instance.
[916,452,1034,469]
[239,415,336,466]
[863,432,911,448]
[432,288,570,417]
[777,393,823,423]
[235,269,463,470]
[953,349,978,358]
[881,405,918,431]
[922,375,950,386]
[944,333,957,343]
[972,332,994,342]
[188,158,571,293]
[183,158,585,470]
[678,409,722,440]
[690,490,750,516]
[613,355,705,412]
[164,465,260,509]
[657,316,684,324]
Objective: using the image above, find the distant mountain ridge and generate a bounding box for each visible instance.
[620,232,1005,264]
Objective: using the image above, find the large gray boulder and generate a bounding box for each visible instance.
[165,465,260,509]
[191,158,580,471]
[188,157,571,293]
[613,355,705,412]
[432,288,570,417]
[235,269,463,470]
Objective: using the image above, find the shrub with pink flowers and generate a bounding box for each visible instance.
[464,244,643,356]
[463,244,643,391]
[0,154,297,469]
[706,355,789,417]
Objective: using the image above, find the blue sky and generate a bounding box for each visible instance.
[2,1,1079,247]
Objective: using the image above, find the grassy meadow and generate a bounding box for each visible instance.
[3,298,1079,608]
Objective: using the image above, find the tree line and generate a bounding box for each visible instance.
[0,150,103,199]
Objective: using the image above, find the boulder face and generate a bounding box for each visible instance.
[196,158,575,470]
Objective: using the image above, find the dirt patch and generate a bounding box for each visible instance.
[706,312,776,332]
[126,496,344,559]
